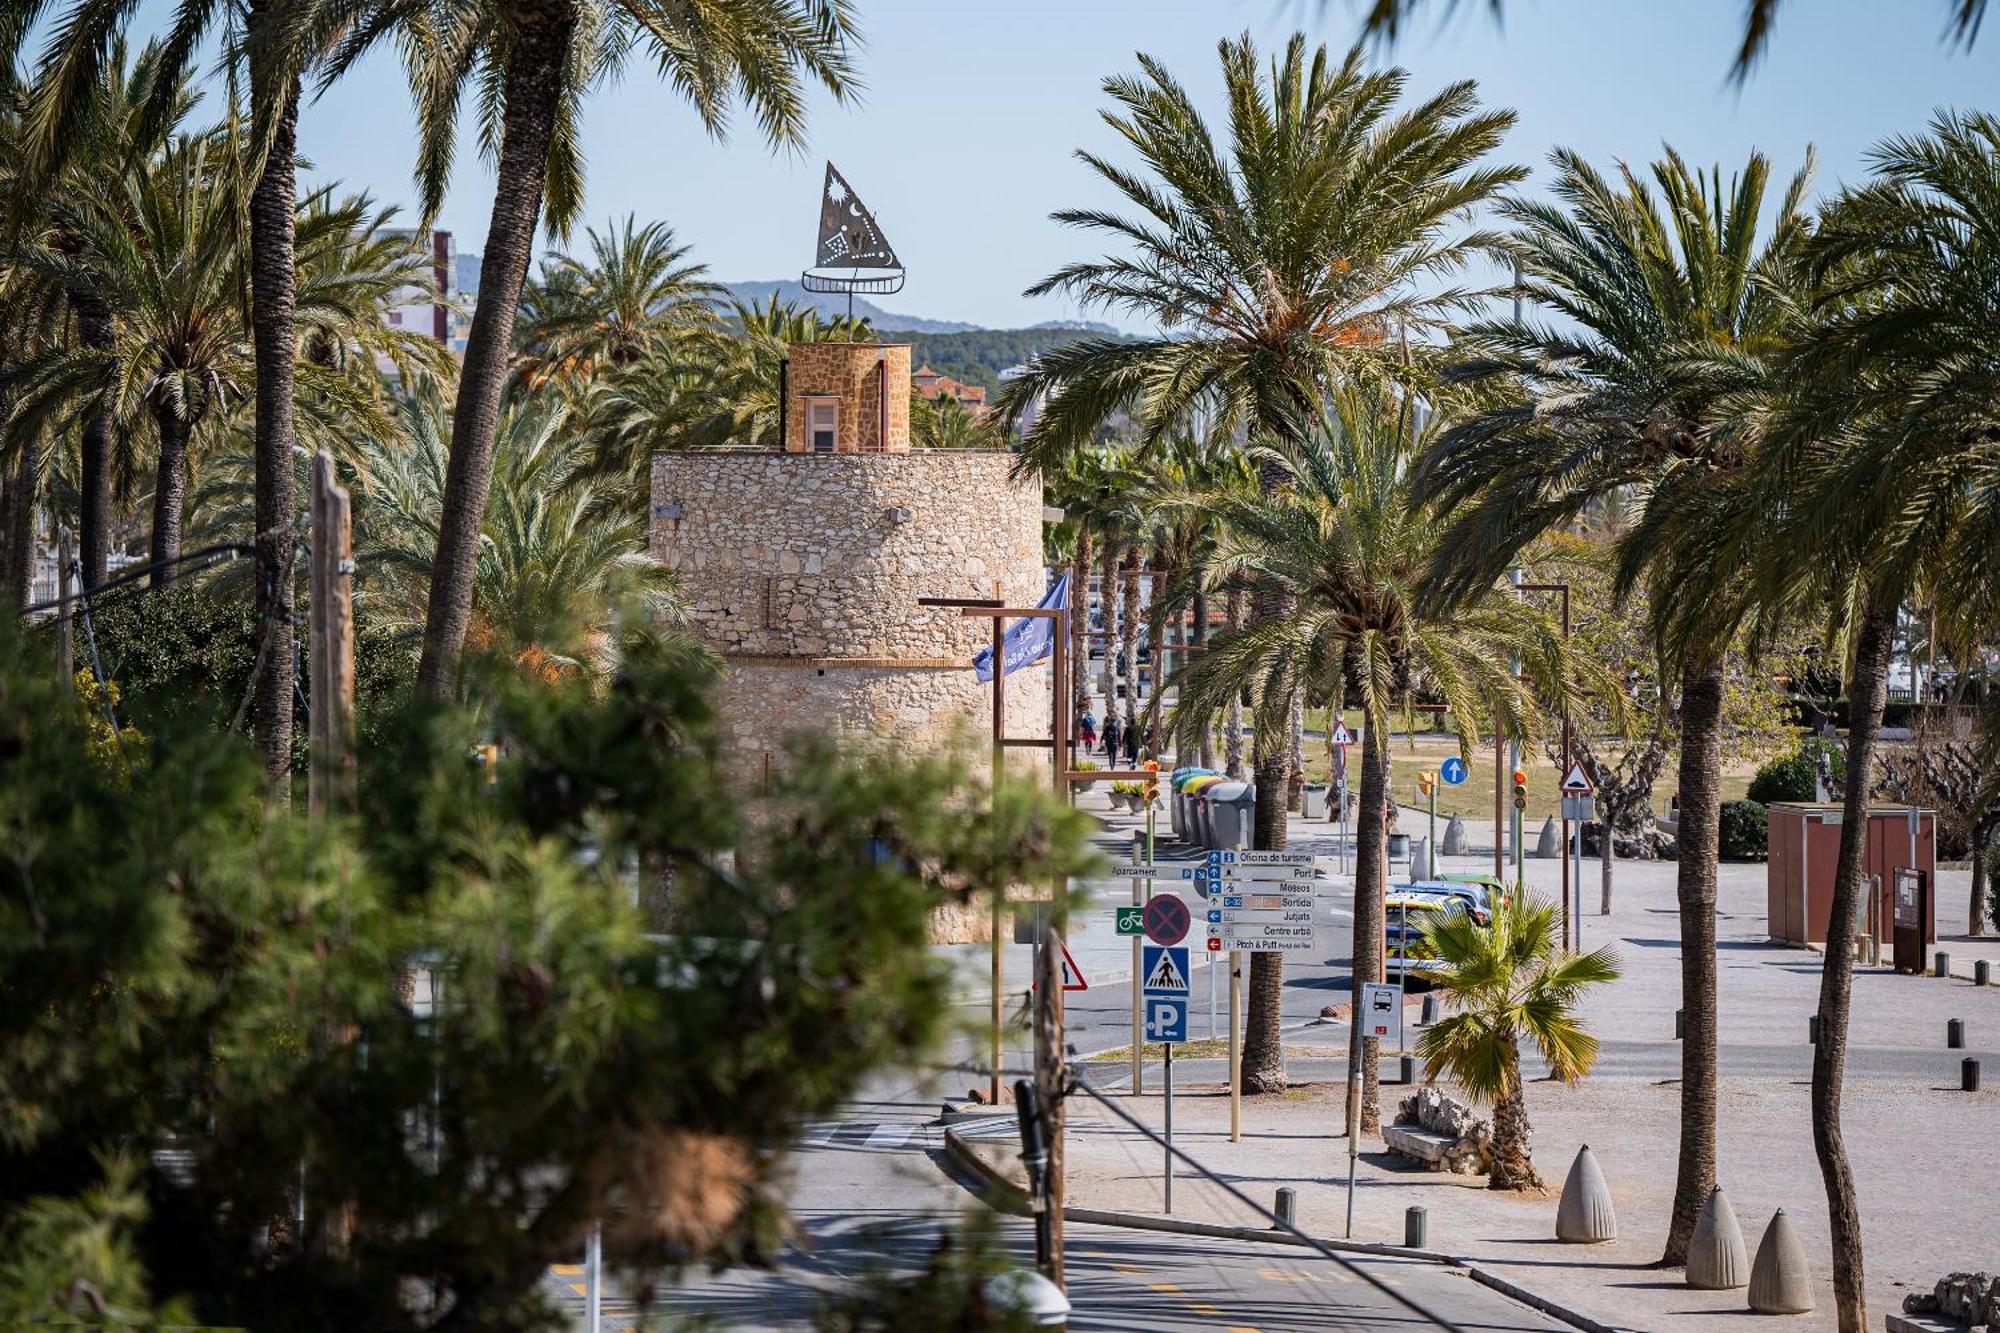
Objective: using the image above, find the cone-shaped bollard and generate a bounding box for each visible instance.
[1535,817,1561,858]
[1555,1145,1616,1243]
[1687,1187,1749,1290]
[1442,814,1468,856]
[1748,1209,1814,1313]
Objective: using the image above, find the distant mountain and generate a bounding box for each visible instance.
[902,326,1134,396]
[1027,318,1124,336]
[719,280,979,333]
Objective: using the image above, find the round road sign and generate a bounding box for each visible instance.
[1439,756,1469,786]
[1143,893,1191,946]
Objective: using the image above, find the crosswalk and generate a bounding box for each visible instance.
[795,1118,941,1151]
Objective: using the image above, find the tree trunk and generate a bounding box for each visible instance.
[1600,821,1614,915]
[0,431,38,608]
[1120,547,1140,748]
[74,298,115,590]
[1487,1042,1541,1190]
[1348,712,1389,1129]
[1813,591,1895,1333]
[249,64,302,790]
[1240,580,1297,1093]
[1070,527,1091,724]
[1098,538,1120,706]
[149,408,191,589]
[1193,587,1213,768]
[1144,550,1169,755]
[415,0,574,699]
[1286,688,1306,812]
[1662,654,1724,1266]
[1969,809,1992,937]
[1224,588,1244,779]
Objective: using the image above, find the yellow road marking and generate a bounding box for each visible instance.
[551,1264,582,1275]
[1111,1262,1148,1275]
[1148,1281,1183,1294]
[1188,1302,1226,1316]
[1226,1326,1260,1332]
[1257,1266,1308,1282]
[568,1282,587,1296]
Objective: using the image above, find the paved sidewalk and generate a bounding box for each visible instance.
[1036,819,2000,1333]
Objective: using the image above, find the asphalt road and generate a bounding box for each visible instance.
[542,1064,1576,1331]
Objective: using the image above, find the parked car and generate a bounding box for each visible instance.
[1383,882,1495,987]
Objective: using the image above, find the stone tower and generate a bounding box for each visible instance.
[650,341,1048,774]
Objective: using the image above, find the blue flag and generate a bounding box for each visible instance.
[973,573,1070,683]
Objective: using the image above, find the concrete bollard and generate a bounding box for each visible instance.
[1675,1009,1684,1040]
[1555,1145,1617,1243]
[1399,1054,1417,1085]
[1404,1205,1428,1249]
[1948,1018,1965,1049]
[1748,1208,1815,1313]
[1966,1059,1982,1093]
[1935,951,1951,977]
[1978,959,1992,986]
[1274,1186,1296,1228]
[1687,1186,1749,1290]
[1534,817,1561,858]
[1420,994,1438,1025]
[1807,1014,1819,1045]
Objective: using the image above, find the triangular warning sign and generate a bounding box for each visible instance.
[1033,942,1089,992]
[1562,762,1594,795]
[1144,950,1187,992]
[1330,722,1353,746]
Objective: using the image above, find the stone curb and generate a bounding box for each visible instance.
[939,1127,1635,1333]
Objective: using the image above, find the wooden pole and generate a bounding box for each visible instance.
[1228,950,1242,1141]
[1046,606,1068,1287]
[308,452,355,818]
[991,614,1006,1108]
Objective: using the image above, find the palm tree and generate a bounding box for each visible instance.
[395,0,859,700]
[1174,386,1615,1125]
[911,393,999,449]
[997,32,1520,1093]
[515,216,722,394]
[1414,146,1814,1263]
[357,386,678,675]
[1354,0,1986,80]
[1415,891,1620,1189]
[1751,112,2000,1333]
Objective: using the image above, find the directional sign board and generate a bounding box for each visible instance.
[1105,863,1206,881]
[1115,906,1145,936]
[1360,982,1403,1046]
[1561,795,1597,822]
[1204,852,1320,952]
[1439,756,1469,786]
[1562,762,1594,795]
[1209,850,1317,865]
[1143,894,1191,945]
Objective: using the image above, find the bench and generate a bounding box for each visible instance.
[1382,1123,1458,1166]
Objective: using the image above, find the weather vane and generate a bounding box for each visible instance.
[801,162,904,330]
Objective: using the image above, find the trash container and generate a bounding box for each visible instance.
[1208,781,1256,850]
[1170,769,1216,841]
[1186,774,1225,847]
[1302,783,1328,819]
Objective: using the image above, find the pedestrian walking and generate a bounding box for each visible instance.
[1079,710,1097,751]
[1123,720,1140,766]
[1103,714,1122,761]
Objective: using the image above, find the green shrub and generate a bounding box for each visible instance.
[1748,749,1817,805]
[1719,799,1769,860]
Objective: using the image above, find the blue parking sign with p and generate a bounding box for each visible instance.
[1146,997,1188,1043]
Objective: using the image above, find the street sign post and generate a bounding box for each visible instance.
[1360,981,1403,1048]
[1561,764,1594,948]
[1439,755,1468,786]
[1141,942,1191,1212]
[1142,894,1191,946]
[1115,906,1145,936]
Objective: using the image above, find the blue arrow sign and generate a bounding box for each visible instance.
[1439,756,1469,786]
[1145,996,1188,1043]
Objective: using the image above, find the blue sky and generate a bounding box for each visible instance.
[127,0,2000,327]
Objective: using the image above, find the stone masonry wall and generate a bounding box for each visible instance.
[783,341,912,453]
[650,449,1049,768]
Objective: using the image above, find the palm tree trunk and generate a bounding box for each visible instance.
[0,432,37,608]
[1813,591,1895,1333]
[415,0,575,699]
[1663,654,1724,1266]
[1968,808,1992,937]
[1348,712,1389,1128]
[1487,1044,1541,1190]
[1240,581,1297,1094]
[1600,821,1615,914]
[1287,688,1306,812]
[249,66,301,789]
[1120,547,1140,748]
[74,298,115,590]
[1193,587,1213,768]
[1144,549,1169,754]
[1071,527,1091,724]
[1098,537,1120,706]
[149,408,191,589]
[1224,588,1244,778]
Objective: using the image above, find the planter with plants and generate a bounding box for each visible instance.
[1074,759,1101,790]
[1109,781,1145,812]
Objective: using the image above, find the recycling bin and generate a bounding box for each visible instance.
[1187,775,1226,847]
[1302,783,1327,819]
[1207,781,1256,850]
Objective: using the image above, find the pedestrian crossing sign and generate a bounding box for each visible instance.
[1141,943,1190,995]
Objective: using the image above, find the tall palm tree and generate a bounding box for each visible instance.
[357,386,678,675]
[515,215,722,394]
[1415,891,1620,1189]
[998,32,1520,1093]
[13,0,370,785]
[1750,113,2000,1333]
[393,0,859,700]
[1174,386,1614,1127]
[1414,146,1814,1263]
